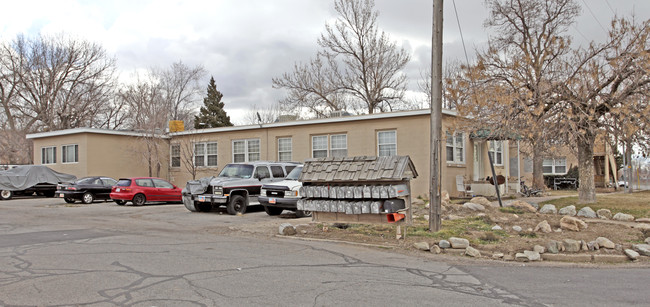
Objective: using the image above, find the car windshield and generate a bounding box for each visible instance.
[286,166,303,180]
[76,177,97,185]
[218,164,254,178]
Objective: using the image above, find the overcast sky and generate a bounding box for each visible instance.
[1,0,648,124]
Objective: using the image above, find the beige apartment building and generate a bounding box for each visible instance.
[26,109,616,198]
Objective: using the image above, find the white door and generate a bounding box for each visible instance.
[473,143,483,181]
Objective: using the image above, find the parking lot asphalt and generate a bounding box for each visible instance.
[1,197,649,306]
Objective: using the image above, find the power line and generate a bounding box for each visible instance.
[604,0,616,15]
[581,0,608,34]
[452,0,471,68]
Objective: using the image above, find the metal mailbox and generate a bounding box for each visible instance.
[297,156,418,225]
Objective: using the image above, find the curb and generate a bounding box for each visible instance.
[274,235,397,249]
[542,253,630,263]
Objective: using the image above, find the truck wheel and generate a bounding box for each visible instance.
[0,190,13,200]
[82,192,95,204]
[64,197,76,203]
[295,210,312,218]
[264,206,283,216]
[132,194,146,206]
[227,195,247,215]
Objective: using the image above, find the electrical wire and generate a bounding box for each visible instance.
[452,0,471,68]
[581,0,608,34]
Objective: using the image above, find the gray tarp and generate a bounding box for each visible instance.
[182,176,215,212]
[0,165,77,191]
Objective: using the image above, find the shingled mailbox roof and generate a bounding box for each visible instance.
[299,156,418,183]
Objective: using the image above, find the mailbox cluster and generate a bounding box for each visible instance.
[297,184,409,214]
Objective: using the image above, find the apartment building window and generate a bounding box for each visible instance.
[62,144,78,163]
[170,144,181,167]
[543,158,567,175]
[194,142,218,167]
[377,130,397,156]
[488,140,504,165]
[312,134,347,158]
[278,137,292,162]
[41,146,56,164]
[233,139,260,162]
[445,131,465,163]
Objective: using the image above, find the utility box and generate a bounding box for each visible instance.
[298,156,418,225]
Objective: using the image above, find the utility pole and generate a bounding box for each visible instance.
[429,0,443,232]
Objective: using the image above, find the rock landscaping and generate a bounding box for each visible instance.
[275,192,650,264]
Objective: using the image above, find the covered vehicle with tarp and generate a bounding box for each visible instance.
[0,165,76,200]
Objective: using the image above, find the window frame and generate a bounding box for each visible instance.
[41,146,56,165]
[61,144,78,164]
[543,157,567,175]
[377,130,397,157]
[170,144,181,168]
[232,139,261,163]
[488,140,504,166]
[445,131,465,164]
[277,137,292,162]
[311,134,348,158]
[194,142,218,167]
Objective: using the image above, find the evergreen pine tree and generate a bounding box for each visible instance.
[194,77,233,128]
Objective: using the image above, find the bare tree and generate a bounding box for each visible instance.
[154,61,206,128]
[455,0,580,190]
[4,34,116,132]
[557,17,650,202]
[242,103,288,125]
[273,0,410,117]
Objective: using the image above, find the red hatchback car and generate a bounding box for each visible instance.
[110,177,182,206]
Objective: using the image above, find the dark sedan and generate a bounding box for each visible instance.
[56,176,118,204]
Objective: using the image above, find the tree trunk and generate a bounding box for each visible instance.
[577,132,596,203]
[625,141,633,193]
[531,142,545,190]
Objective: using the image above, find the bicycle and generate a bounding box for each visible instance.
[520,178,542,197]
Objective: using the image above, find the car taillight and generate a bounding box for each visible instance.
[66,187,77,190]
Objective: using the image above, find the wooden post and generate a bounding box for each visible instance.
[429,0,443,232]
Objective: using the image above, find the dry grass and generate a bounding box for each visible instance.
[541,190,650,218]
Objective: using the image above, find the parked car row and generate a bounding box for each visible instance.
[3,162,311,219]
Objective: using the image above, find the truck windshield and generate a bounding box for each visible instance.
[285,166,302,180]
[218,164,254,178]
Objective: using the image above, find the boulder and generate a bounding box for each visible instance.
[547,240,561,254]
[528,202,539,210]
[515,253,529,262]
[539,204,557,215]
[512,225,523,232]
[412,198,425,206]
[560,216,588,232]
[430,245,442,254]
[491,225,503,231]
[534,220,552,233]
[613,213,635,222]
[414,242,430,251]
[505,200,537,213]
[595,237,616,249]
[563,239,581,252]
[465,246,481,257]
[625,249,640,261]
[470,196,494,208]
[596,209,612,220]
[645,237,650,245]
[581,240,588,251]
[577,207,597,219]
[558,205,576,216]
[635,218,650,223]
[279,223,296,235]
[492,253,504,259]
[438,240,451,249]
[533,245,545,254]
[449,237,470,249]
[523,250,541,261]
[462,202,486,212]
[633,244,650,257]
[587,241,599,251]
